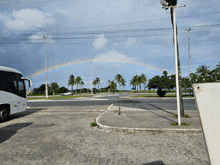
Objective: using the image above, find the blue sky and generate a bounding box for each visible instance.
[0,0,220,91]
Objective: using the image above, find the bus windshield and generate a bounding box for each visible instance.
[0,71,26,98]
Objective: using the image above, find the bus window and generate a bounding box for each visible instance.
[18,81,26,98]
[6,80,17,93]
[14,81,17,92]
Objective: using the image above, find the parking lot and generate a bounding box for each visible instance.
[0,105,209,165]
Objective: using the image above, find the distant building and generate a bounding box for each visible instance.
[26,90,31,95]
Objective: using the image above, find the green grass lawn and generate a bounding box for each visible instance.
[27,95,91,100]
[132,94,194,98]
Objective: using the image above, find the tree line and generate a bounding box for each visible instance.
[147,63,220,97]
[32,83,68,95]
[32,63,220,95]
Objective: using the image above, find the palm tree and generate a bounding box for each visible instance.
[120,78,126,91]
[129,78,135,92]
[93,79,97,93]
[161,0,184,117]
[79,80,84,93]
[75,76,82,93]
[108,79,111,93]
[134,75,140,92]
[138,75,143,92]
[196,65,210,76]
[95,77,101,93]
[50,82,59,95]
[216,62,220,74]
[109,80,117,93]
[140,74,147,92]
[115,74,122,92]
[130,75,139,92]
[68,74,75,93]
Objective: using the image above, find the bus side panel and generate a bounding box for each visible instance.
[0,91,17,115]
[17,97,27,113]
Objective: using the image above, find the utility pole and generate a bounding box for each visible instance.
[53,68,54,82]
[91,62,93,94]
[43,36,48,98]
[108,69,110,94]
[186,28,192,81]
[163,5,186,126]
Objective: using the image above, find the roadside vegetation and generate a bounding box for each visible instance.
[173,114,191,119]
[171,122,190,126]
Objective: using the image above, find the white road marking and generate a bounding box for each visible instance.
[108,104,113,110]
[28,98,108,102]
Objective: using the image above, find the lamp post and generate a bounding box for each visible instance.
[91,62,93,94]
[53,68,54,83]
[163,5,185,126]
[43,36,48,98]
[186,28,192,81]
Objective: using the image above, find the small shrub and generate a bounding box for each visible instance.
[171,122,178,126]
[90,121,97,127]
[171,122,190,126]
[181,122,189,126]
[173,114,190,119]
[173,115,178,119]
[184,114,190,118]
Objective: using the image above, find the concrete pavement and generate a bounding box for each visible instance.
[96,105,202,133]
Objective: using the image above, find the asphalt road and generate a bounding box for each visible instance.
[27,94,197,111]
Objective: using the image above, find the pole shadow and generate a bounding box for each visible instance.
[142,160,166,165]
[139,105,177,123]
[148,103,177,116]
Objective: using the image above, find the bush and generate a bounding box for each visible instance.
[157,88,166,97]
[90,121,97,127]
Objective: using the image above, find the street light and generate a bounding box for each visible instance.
[186,28,193,81]
[163,5,186,126]
[91,62,93,94]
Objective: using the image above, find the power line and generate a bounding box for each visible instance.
[2,23,220,40]
[0,0,64,5]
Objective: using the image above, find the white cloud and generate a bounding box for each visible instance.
[93,50,135,63]
[93,50,161,71]
[125,37,136,47]
[3,9,55,31]
[92,34,108,49]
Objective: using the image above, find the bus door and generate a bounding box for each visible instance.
[16,80,27,113]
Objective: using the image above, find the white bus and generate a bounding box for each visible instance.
[0,66,32,122]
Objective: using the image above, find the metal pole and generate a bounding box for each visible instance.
[53,68,54,82]
[173,7,181,126]
[91,62,93,94]
[186,28,192,81]
[43,36,48,99]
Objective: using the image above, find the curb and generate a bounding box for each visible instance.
[96,104,201,133]
[96,125,202,133]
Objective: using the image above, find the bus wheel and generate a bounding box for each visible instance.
[0,110,9,122]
